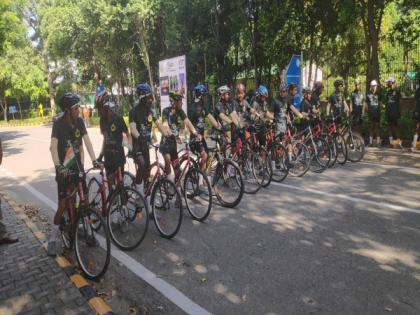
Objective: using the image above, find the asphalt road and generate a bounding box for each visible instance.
[1,125,420,315]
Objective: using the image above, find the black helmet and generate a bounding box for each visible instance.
[95,91,110,108]
[302,87,312,94]
[59,92,80,111]
[334,80,344,88]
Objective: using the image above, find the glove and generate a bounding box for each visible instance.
[92,159,103,169]
[56,164,68,177]
[97,154,104,162]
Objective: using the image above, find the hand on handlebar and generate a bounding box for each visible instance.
[92,159,104,170]
[56,164,69,177]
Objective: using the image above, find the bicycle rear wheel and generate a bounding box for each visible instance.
[213,159,244,208]
[184,167,212,221]
[107,187,149,250]
[269,142,288,182]
[74,207,110,281]
[151,178,183,239]
[346,132,365,162]
[123,171,136,188]
[307,137,331,173]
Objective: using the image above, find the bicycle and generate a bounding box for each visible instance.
[323,115,348,167]
[60,167,111,281]
[263,122,289,183]
[87,166,149,251]
[340,116,366,162]
[197,129,244,208]
[125,143,183,239]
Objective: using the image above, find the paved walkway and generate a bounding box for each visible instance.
[0,196,93,315]
[364,147,420,168]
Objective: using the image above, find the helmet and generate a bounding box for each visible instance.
[279,82,288,92]
[95,91,110,108]
[302,87,312,94]
[256,85,269,97]
[169,90,183,101]
[354,79,361,85]
[194,84,208,101]
[217,85,231,96]
[288,83,297,90]
[334,80,344,88]
[236,83,246,93]
[136,83,152,98]
[59,92,80,111]
[370,80,378,86]
[385,77,395,84]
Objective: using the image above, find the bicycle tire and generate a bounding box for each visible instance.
[213,159,244,208]
[151,178,183,239]
[269,142,288,182]
[346,132,365,162]
[255,147,272,188]
[288,141,311,177]
[183,167,212,221]
[335,134,348,165]
[307,137,331,173]
[87,177,103,231]
[234,149,262,194]
[323,134,337,168]
[74,207,111,281]
[107,187,149,251]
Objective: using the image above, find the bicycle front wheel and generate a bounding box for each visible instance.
[335,135,348,165]
[213,159,244,208]
[234,149,261,194]
[254,147,272,188]
[87,177,103,231]
[107,187,149,251]
[151,178,183,239]
[288,141,311,177]
[269,142,288,182]
[184,167,212,221]
[74,207,110,281]
[346,132,365,162]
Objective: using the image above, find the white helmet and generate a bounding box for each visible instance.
[385,77,395,84]
[217,85,231,96]
[370,80,378,86]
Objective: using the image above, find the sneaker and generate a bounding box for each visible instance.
[47,240,57,257]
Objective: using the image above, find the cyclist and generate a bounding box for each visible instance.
[327,79,350,119]
[96,91,131,188]
[311,81,324,113]
[233,83,252,129]
[213,85,241,143]
[287,83,304,123]
[48,92,102,256]
[385,77,402,148]
[250,85,272,146]
[411,85,420,151]
[189,84,219,172]
[299,87,314,130]
[350,79,366,129]
[366,80,381,147]
[161,90,200,182]
[129,83,167,193]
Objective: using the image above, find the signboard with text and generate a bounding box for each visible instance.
[159,55,187,113]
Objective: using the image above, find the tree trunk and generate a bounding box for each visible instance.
[43,55,57,116]
[135,17,155,101]
[2,97,8,121]
[17,98,22,120]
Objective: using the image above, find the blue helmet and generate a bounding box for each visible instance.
[256,85,269,97]
[136,83,152,98]
[194,84,208,99]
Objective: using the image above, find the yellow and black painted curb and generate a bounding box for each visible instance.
[0,193,114,315]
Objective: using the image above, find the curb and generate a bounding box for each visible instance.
[0,193,114,315]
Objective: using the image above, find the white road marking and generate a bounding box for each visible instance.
[270,182,420,215]
[0,166,212,315]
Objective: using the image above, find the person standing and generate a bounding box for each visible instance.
[366,80,381,147]
[350,79,366,130]
[327,80,350,118]
[38,103,44,118]
[311,81,324,113]
[412,85,420,151]
[385,77,402,148]
[0,137,19,245]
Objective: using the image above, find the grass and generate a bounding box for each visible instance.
[0,116,52,127]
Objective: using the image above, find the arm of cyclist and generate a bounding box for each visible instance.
[290,104,304,119]
[230,111,242,128]
[219,112,233,125]
[82,134,102,168]
[343,99,350,115]
[50,137,68,175]
[184,118,200,139]
[206,113,221,129]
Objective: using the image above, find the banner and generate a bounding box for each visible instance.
[285,54,302,109]
[159,55,187,113]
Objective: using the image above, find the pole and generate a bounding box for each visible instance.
[204,53,207,83]
[300,50,304,102]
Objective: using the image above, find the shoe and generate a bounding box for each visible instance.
[0,236,18,245]
[47,239,57,256]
